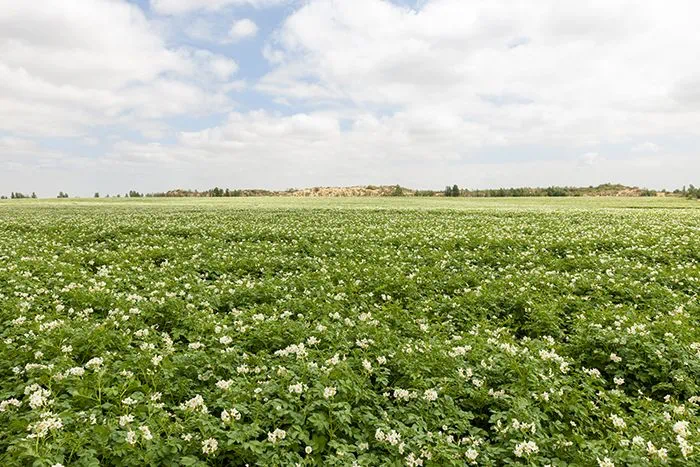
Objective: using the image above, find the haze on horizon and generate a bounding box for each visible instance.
[1,0,699,197]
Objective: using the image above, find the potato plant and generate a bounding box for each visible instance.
[0,199,698,466]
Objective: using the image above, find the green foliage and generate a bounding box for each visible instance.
[0,201,698,465]
[390,185,404,197]
[687,185,700,199]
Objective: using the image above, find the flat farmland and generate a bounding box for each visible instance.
[0,197,698,466]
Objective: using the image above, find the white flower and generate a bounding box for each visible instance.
[288,382,304,394]
[275,343,308,359]
[362,359,372,372]
[27,387,52,410]
[514,441,539,457]
[221,407,241,423]
[126,430,137,445]
[385,430,401,446]
[139,425,153,441]
[423,389,438,402]
[327,354,340,366]
[219,336,233,345]
[151,355,163,366]
[613,377,624,386]
[449,346,472,357]
[305,446,313,454]
[393,388,412,401]
[85,357,103,370]
[610,353,622,363]
[119,414,134,427]
[268,428,287,444]
[65,367,85,377]
[202,437,218,455]
[323,386,337,399]
[677,435,693,458]
[216,379,233,391]
[180,394,208,414]
[673,421,689,437]
[465,448,479,462]
[0,398,22,412]
[405,453,423,466]
[375,429,386,441]
[646,441,668,460]
[27,414,63,439]
[597,457,615,467]
[610,414,626,430]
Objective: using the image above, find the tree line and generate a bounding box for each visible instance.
[2,184,699,199]
[420,183,695,198]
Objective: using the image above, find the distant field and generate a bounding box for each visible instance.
[2,195,698,210]
[0,197,698,465]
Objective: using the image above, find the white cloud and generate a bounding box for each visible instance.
[3,0,700,195]
[229,18,259,41]
[177,48,240,81]
[631,142,661,153]
[259,0,700,147]
[151,0,288,15]
[185,18,215,41]
[579,152,604,167]
[100,109,700,192]
[0,0,238,136]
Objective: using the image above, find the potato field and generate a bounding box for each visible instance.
[0,198,698,466]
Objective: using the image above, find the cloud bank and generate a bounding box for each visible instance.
[1,0,699,195]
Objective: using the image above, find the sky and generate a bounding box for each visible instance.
[1,0,699,197]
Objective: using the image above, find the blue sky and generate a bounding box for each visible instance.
[1,0,699,197]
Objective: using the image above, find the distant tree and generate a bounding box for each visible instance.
[444,186,452,197]
[391,185,404,197]
[687,184,700,199]
[128,190,143,198]
[451,184,460,197]
[57,191,69,198]
[31,192,37,199]
[94,192,100,198]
